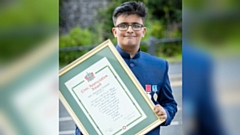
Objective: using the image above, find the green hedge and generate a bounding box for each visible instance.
[59,26,99,66]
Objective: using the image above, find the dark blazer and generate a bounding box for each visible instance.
[116,45,177,135]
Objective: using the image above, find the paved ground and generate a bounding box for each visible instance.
[59,62,182,135]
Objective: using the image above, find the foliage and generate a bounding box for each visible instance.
[59,26,100,66]
[59,0,182,65]
[156,42,182,57]
[0,0,58,63]
[94,0,182,56]
[146,0,182,24]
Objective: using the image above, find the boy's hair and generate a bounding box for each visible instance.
[112,1,147,25]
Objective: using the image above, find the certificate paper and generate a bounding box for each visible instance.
[65,57,146,135]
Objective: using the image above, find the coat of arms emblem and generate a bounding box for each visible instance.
[85,72,95,82]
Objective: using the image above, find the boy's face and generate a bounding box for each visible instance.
[112,14,146,50]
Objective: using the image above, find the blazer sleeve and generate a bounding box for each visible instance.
[75,125,83,135]
[158,61,178,126]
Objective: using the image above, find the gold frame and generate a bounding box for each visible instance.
[59,39,164,135]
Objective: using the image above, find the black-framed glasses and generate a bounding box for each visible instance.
[115,23,144,31]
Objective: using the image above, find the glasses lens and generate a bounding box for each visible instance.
[118,24,128,30]
[132,24,142,30]
[117,24,143,31]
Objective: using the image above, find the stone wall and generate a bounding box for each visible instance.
[60,0,109,35]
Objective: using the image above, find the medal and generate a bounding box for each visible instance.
[147,93,151,100]
[145,84,152,100]
[153,93,158,102]
[152,85,158,102]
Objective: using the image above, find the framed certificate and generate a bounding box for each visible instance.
[59,39,164,135]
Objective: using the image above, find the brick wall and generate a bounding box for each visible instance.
[60,0,109,35]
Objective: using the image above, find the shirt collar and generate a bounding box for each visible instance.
[116,45,140,59]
